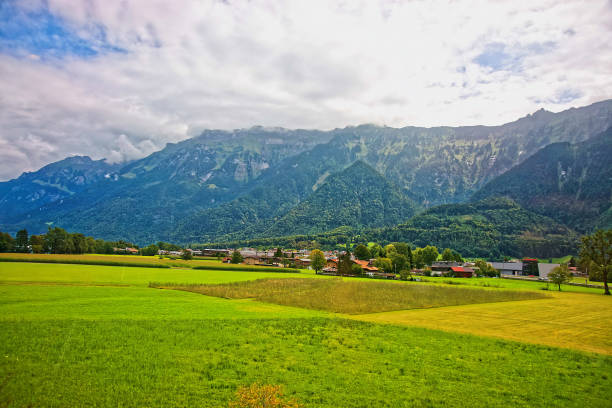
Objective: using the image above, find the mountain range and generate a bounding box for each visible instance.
[1,99,612,257]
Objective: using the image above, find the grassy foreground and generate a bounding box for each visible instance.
[154,278,547,314]
[1,283,611,407]
[1,262,612,407]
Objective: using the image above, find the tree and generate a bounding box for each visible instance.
[369,243,384,258]
[310,249,326,274]
[181,249,193,260]
[231,250,243,264]
[579,229,612,295]
[0,231,15,252]
[337,252,353,275]
[389,253,408,274]
[140,244,160,256]
[70,233,88,254]
[384,244,397,257]
[474,260,499,277]
[351,263,363,275]
[548,264,572,291]
[274,247,283,258]
[420,245,439,266]
[15,229,28,252]
[413,248,425,269]
[399,269,411,281]
[29,234,44,253]
[392,242,410,257]
[44,227,71,254]
[374,257,393,273]
[354,244,371,260]
[441,248,463,262]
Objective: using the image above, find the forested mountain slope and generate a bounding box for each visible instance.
[207,198,578,259]
[472,127,612,232]
[260,160,419,237]
[2,100,611,244]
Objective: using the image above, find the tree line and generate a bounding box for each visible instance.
[0,227,185,256]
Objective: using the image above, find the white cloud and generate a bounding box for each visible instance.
[1,0,611,180]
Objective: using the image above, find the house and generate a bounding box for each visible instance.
[490,262,523,276]
[324,258,338,270]
[294,258,312,269]
[113,247,139,255]
[491,261,560,280]
[431,261,462,276]
[450,266,474,278]
[353,259,379,273]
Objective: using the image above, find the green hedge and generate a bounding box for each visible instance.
[192,264,300,273]
[0,258,171,268]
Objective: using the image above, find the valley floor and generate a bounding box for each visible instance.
[1,261,611,407]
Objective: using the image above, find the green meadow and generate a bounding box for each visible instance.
[1,261,611,407]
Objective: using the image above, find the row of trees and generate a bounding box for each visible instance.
[0,227,133,254]
[0,228,192,257]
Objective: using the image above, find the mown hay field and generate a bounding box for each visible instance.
[154,278,548,314]
[355,291,612,355]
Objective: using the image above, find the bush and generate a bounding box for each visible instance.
[228,383,300,408]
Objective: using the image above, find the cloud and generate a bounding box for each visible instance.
[0,0,611,180]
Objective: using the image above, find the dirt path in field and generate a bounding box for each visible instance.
[352,292,612,355]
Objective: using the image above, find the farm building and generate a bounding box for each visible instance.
[450,266,474,278]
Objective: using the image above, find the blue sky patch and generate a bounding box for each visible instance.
[0,1,123,59]
[473,42,519,71]
[474,41,556,72]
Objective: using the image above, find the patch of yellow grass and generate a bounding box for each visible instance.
[153,278,547,314]
[353,292,612,355]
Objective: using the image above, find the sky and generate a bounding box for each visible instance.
[0,0,611,181]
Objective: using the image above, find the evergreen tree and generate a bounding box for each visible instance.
[15,229,28,252]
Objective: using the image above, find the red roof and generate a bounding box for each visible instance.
[450,266,465,272]
[354,259,379,271]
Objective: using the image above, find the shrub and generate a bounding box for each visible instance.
[228,383,300,408]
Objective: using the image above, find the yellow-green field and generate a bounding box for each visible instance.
[1,260,611,407]
[355,291,612,355]
[0,262,316,286]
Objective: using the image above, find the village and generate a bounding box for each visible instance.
[151,246,585,282]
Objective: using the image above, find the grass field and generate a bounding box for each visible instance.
[418,275,604,294]
[156,278,547,314]
[1,262,611,407]
[0,253,300,273]
[0,262,313,286]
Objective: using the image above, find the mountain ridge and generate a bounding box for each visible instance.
[1,99,612,245]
